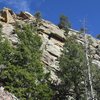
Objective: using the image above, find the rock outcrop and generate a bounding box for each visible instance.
[0,87,19,100]
[0,7,100,99]
[18,11,34,20]
[0,8,100,79]
[0,8,15,23]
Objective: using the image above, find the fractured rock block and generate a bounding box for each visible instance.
[18,12,34,20]
[0,8,15,23]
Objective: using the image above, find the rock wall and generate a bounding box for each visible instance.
[38,22,100,82]
[38,20,65,82]
[0,8,100,79]
[0,8,100,99]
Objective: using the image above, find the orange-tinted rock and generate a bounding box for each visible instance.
[0,8,15,23]
[18,11,33,20]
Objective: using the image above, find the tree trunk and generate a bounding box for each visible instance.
[84,33,95,100]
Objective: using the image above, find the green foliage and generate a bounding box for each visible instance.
[91,65,100,99]
[79,28,85,34]
[58,15,71,34]
[79,27,88,34]
[0,23,3,28]
[0,24,52,100]
[53,36,86,100]
[34,12,41,19]
[34,12,42,24]
[96,34,100,39]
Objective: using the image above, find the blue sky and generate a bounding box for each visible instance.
[0,0,100,37]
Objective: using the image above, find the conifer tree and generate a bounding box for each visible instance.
[34,11,42,27]
[91,65,100,99]
[52,35,86,100]
[96,34,100,39]
[58,15,71,34]
[0,24,52,100]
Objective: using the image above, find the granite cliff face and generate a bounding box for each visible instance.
[0,8,100,99]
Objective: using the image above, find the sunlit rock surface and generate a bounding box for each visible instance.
[0,7,100,99]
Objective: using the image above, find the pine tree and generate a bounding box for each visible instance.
[34,12,41,21]
[96,34,100,39]
[91,64,100,100]
[34,12,42,27]
[0,24,52,100]
[58,15,71,34]
[52,35,86,100]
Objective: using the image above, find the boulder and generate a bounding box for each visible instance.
[42,51,58,68]
[2,23,18,44]
[90,36,99,47]
[68,29,78,35]
[18,12,34,20]
[90,45,96,54]
[24,12,34,18]
[93,54,100,60]
[92,60,100,69]
[39,20,65,42]
[45,40,62,57]
[0,8,15,23]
